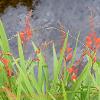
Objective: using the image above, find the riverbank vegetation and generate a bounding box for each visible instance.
[0,14,100,100]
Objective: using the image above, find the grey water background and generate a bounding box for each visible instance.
[0,0,100,75]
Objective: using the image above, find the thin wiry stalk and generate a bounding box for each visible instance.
[8,26,88,51]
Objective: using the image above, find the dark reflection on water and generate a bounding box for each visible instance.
[0,0,39,13]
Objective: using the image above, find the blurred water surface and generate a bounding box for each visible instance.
[0,0,100,74]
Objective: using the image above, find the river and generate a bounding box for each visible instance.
[0,0,100,74]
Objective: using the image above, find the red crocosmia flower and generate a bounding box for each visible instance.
[95,38,100,49]
[86,36,92,48]
[19,11,32,44]
[86,36,91,41]
[26,26,32,40]
[67,67,74,74]
[85,32,100,65]
[86,32,100,50]
[25,11,32,41]
[25,23,32,40]
[65,52,73,62]
[66,47,72,53]
[27,29,32,40]
[96,38,100,43]
[67,66,78,74]
[0,58,10,66]
[67,66,78,81]
[0,58,13,77]
[71,73,77,81]
[19,32,26,44]
[6,67,12,77]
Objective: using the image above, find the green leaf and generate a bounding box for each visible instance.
[16,76,22,100]
[91,62,100,99]
[58,32,68,76]
[17,34,26,70]
[32,41,49,93]
[61,80,67,100]
[53,43,59,83]
[0,20,10,52]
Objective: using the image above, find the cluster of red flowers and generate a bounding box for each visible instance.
[65,46,78,81]
[19,10,32,44]
[63,31,100,81]
[85,13,100,64]
[64,45,73,62]
[85,32,100,64]
[58,23,78,81]
[67,66,78,81]
[59,14,100,82]
[86,32,100,50]
[60,44,78,81]
[0,51,13,77]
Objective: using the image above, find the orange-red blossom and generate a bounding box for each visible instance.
[0,52,13,77]
[19,11,32,44]
[67,66,78,81]
[85,32,100,64]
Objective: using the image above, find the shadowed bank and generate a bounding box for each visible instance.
[0,0,40,14]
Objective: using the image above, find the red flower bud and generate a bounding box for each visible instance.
[71,73,77,81]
